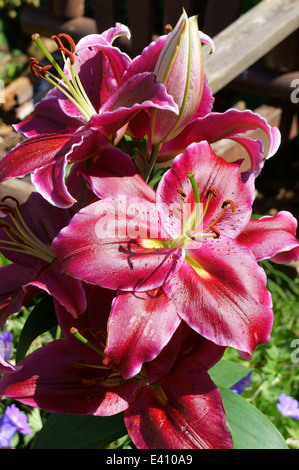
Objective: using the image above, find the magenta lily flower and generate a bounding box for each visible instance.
[52,141,282,378]
[0,191,87,328]
[0,25,178,208]
[0,285,232,449]
[149,9,211,145]
[117,15,279,179]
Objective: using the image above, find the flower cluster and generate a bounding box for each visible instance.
[0,11,298,449]
[0,404,31,448]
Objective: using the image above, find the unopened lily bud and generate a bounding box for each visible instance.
[150,10,211,145]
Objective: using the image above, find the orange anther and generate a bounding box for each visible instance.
[210,226,221,238]
[207,187,218,198]
[52,33,76,63]
[222,200,236,212]
[177,188,187,198]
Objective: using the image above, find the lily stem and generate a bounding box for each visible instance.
[145,143,161,184]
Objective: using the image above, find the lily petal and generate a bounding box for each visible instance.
[0,354,22,374]
[124,357,232,449]
[31,156,77,209]
[237,211,299,264]
[0,338,140,415]
[164,236,273,359]
[158,109,281,173]
[52,197,184,292]
[156,141,255,239]
[82,147,155,202]
[14,95,82,138]
[103,287,180,379]
[23,259,87,319]
[95,73,179,139]
[0,133,82,184]
[0,264,39,328]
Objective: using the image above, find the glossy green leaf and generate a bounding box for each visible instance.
[148,166,170,190]
[219,386,288,449]
[32,412,127,449]
[16,295,58,363]
[209,359,252,388]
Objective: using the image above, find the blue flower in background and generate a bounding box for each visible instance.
[0,404,32,447]
[0,331,13,362]
[277,394,299,420]
[231,372,252,395]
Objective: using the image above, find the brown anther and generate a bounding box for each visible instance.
[1,195,20,205]
[80,327,97,336]
[210,226,221,238]
[222,200,236,212]
[165,24,173,33]
[51,34,64,49]
[177,188,187,198]
[0,205,15,216]
[207,187,218,198]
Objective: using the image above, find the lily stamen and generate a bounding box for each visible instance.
[70,327,104,356]
[71,327,128,387]
[170,175,237,249]
[0,198,54,263]
[31,33,96,121]
[222,200,236,212]
[51,33,76,64]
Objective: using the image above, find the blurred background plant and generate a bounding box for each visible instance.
[0,0,43,85]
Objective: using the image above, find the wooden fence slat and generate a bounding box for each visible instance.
[203,0,299,95]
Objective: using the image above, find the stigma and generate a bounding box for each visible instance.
[30,33,96,121]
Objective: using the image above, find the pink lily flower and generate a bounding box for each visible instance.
[0,190,88,328]
[149,9,210,145]
[52,141,294,378]
[70,144,299,380]
[118,14,279,180]
[0,285,232,449]
[0,25,178,208]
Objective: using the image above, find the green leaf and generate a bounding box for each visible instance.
[16,295,58,363]
[116,134,148,160]
[148,166,170,190]
[32,413,128,449]
[209,359,252,388]
[219,386,288,449]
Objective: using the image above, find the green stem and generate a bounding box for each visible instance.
[145,143,161,184]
